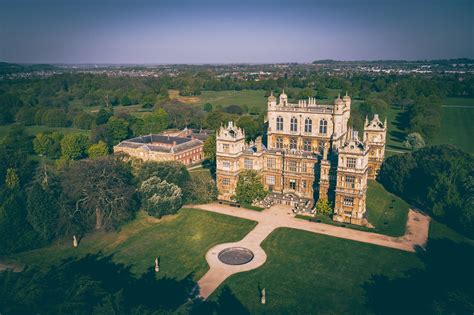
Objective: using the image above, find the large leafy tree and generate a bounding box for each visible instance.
[140,176,182,218]
[203,134,216,163]
[234,170,267,205]
[60,133,89,160]
[378,145,473,237]
[184,172,218,204]
[105,116,130,146]
[60,156,138,232]
[142,108,169,134]
[87,141,109,159]
[136,161,191,189]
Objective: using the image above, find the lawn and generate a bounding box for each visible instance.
[431,98,474,154]
[211,227,423,314]
[9,208,256,280]
[366,180,409,236]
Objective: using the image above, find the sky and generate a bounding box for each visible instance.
[0,0,473,64]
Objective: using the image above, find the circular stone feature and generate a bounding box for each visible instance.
[218,247,254,265]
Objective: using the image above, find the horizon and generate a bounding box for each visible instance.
[1,0,473,64]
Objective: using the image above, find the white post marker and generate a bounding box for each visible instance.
[154,257,160,272]
[73,235,78,248]
[261,288,266,305]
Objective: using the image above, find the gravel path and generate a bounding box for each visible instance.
[192,203,430,298]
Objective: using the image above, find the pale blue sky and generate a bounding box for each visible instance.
[0,0,472,63]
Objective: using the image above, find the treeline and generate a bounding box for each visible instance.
[0,126,217,255]
[378,145,473,238]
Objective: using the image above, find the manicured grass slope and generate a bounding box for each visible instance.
[12,208,256,280]
[432,101,474,154]
[213,227,422,314]
[366,180,409,236]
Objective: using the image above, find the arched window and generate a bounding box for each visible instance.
[276,116,283,131]
[304,118,312,133]
[303,139,311,151]
[290,117,298,132]
[319,119,328,134]
[276,137,283,149]
[290,138,297,150]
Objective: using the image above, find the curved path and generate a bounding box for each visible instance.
[193,203,430,299]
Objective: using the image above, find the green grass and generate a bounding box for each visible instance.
[296,180,408,237]
[211,227,422,314]
[195,90,268,110]
[443,97,474,107]
[366,180,409,236]
[0,124,90,140]
[9,208,256,280]
[431,101,474,154]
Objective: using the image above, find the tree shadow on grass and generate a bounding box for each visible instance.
[363,239,474,314]
[0,253,198,314]
[190,286,250,315]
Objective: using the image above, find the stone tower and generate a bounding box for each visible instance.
[216,122,246,201]
[318,143,331,200]
[333,130,369,225]
[363,114,387,179]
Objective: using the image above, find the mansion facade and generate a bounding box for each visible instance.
[216,91,387,225]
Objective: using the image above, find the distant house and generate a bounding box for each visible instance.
[114,133,205,166]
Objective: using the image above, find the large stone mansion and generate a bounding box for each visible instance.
[216,91,387,225]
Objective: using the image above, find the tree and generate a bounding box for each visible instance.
[142,108,169,134]
[33,133,53,156]
[96,108,112,125]
[121,95,132,106]
[61,134,89,160]
[203,103,213,112]
[42,109,69,127]
[234,170,267,204]
[315,198,332,215]
[140,176,182,218]
[15,107,36,126]
[73,111,95,130]
[159,86,169,97]
[359,95,389,121]
[60,156,138,232]
[378,145,473,238]
[403,132,425,150]
[136,161,190,189]
[299,87,315,99]
[184,173,218,204]
[236,116,262,141]
[26,183,58,241]
[203,134,216,163]
[105,116,130,145]
[5,168,20,189]
[87,141,109,159]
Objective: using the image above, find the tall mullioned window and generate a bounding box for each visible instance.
[290,117,298,132]
[288,160,297,172]
[276,116,284,131]
[303,139,311,151]
[304,118,312,133]
[276,137,283,149]
[319,119,328,134]
[289,179,297,190]
[266,157,275,169]
[222,178,230,186]
[290,138,297,150]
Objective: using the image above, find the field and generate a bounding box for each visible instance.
[9,208,256,280]
[431,97,474,154]
[211,227,422,313]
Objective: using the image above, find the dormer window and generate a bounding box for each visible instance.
[276,116,284,131]
[290,117,298,132]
